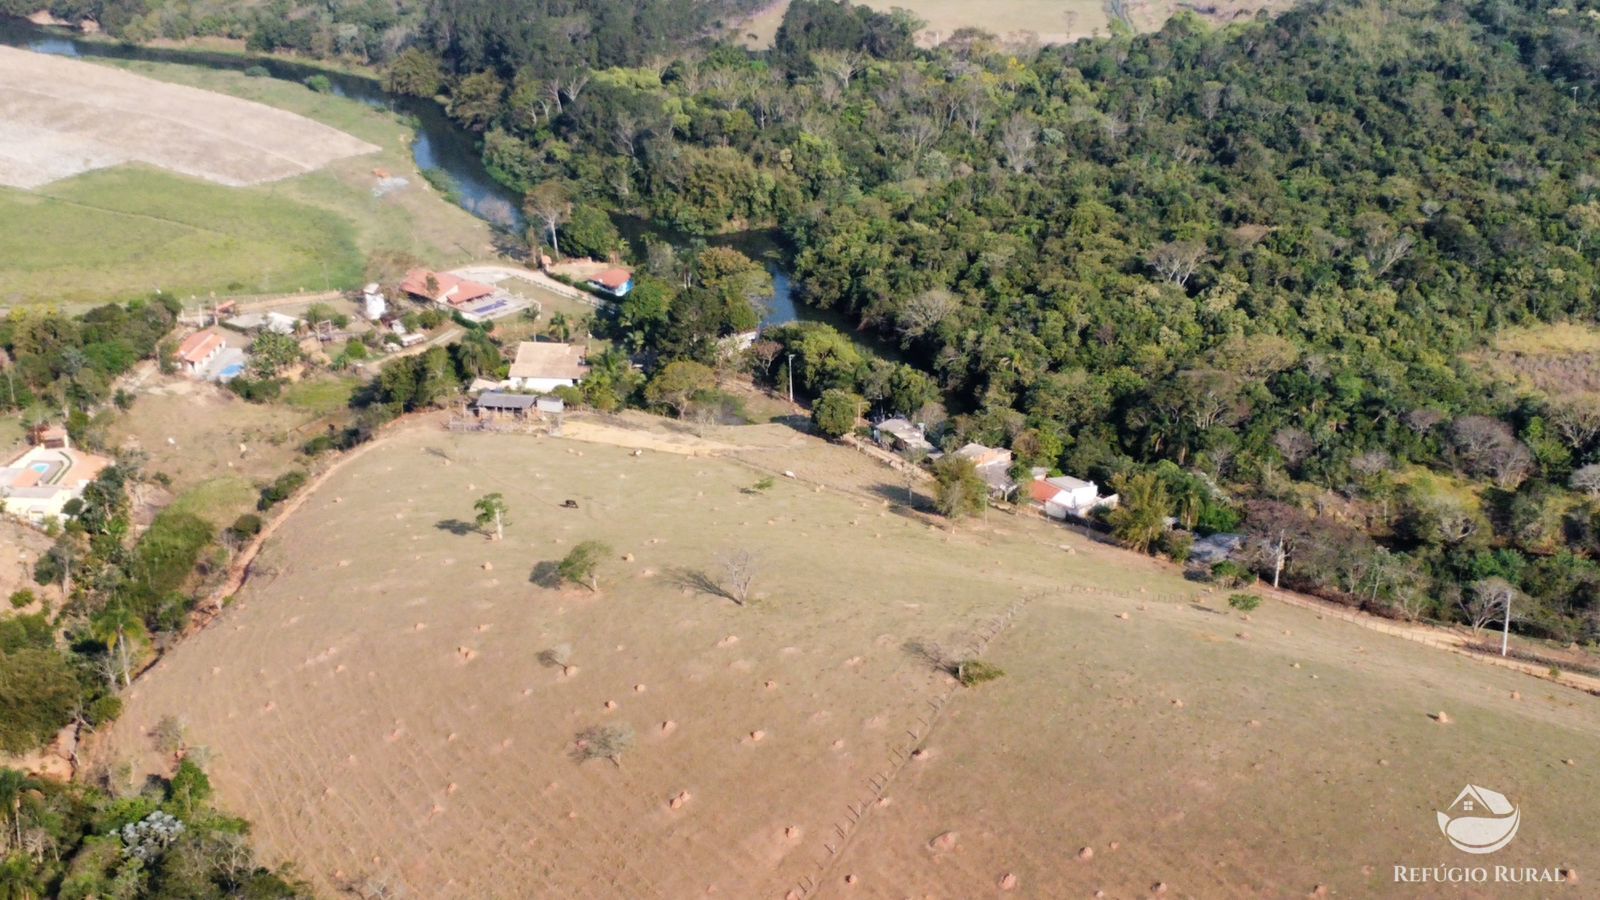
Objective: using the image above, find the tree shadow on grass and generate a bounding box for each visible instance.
[530,560,563,588]
[902,639,959,677]
[435,518,478,537]
[666,567,737,604]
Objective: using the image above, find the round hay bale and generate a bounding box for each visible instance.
[999,873,1019,890]
[1078,846,1094,861]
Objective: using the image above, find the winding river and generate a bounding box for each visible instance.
[0,18,817,327]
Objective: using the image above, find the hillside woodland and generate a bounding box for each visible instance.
[11,0,1600,641]
[407,0,1600,642]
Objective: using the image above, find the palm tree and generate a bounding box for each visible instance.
[91,604,143,688]
[546,312,572,342]
[0,769,26,853]
[1107,472,1171,554]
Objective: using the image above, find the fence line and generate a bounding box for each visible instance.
[785,596,1034,900]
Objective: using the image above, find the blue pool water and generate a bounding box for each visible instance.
[218,364,245,379]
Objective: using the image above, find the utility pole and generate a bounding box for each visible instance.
[786,352,795,404]
[1501,593,1512,657]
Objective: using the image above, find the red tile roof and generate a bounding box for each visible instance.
[1028,480,1063,505]
[401,268,495,306]
[178,331,224,364]
[590,268,632,290]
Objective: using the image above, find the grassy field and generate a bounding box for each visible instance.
[104,375,342,527]
[0,167,362,307]
[98,418,1599,897]
[0,55,494,308]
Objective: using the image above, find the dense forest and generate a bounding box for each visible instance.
[396,0,1600,643]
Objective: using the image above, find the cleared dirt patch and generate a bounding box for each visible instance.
[0,46,375,188]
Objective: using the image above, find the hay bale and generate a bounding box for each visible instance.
[1078,846,1094,861]
[1431,711,1452,724]
[999,873,1019,891]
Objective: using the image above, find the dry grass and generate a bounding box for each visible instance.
[733,0,1296,48]
[104,375,335,525]
[1470,322,1600,400]
[98,419,1600,896]
[0,46,374,188]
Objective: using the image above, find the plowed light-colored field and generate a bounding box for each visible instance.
[0,46,375,188]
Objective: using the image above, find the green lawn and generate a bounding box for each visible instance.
[0,167,362,307]
[166,475,257,529]
[1,58,494,309]
[280,376,360,415]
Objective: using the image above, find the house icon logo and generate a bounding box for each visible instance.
[1437,785,1521,854]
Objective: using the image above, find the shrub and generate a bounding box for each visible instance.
[1159,530,1193,564]
[244,65,270,77]
[87,695,123,727]
[1210,560,1251,588]
[572,724,633,768]
[304,74,333,93]
[1228,593,1262,613]
[8,589,35,610]
[227,514,263,541]
[955,660,1005,686]
[257,471,308,511]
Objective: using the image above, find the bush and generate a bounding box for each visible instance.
[87,695,123,727]
[1228,593,1262,613]
[1159,530,1193,563]
[955,660,1005,686]
[8,589,35,610]
[1210,560,1251,588]
[227,514,263,541]
[304,74,333,93]
[227,376,282,403]
[244,65,270,77]
[257,471,308,511]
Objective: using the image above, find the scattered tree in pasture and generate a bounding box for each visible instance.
[558,541,612,591]
[717,549,759,606]
[1227,593,1261,614]
[811,388,861,439]
[931,455,987,520]
[473,492,509,541]
[645,360,716,419]
[572,724,633,768]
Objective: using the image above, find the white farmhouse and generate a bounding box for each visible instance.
[506,341,589,393]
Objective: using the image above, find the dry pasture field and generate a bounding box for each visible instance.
[736,0,1297,48]
[101,422,1599,897]
[0,46,375,189]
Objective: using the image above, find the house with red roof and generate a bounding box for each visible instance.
[177,330,225,376]
[587,267,633,298]
[401,268,496,307]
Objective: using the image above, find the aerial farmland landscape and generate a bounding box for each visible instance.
[1,1,1598,898]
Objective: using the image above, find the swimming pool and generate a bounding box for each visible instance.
[218,363,245,380]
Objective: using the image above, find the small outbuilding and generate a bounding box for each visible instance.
[587,267,634,298]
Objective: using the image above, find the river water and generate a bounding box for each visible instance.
[0,18,855,332]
